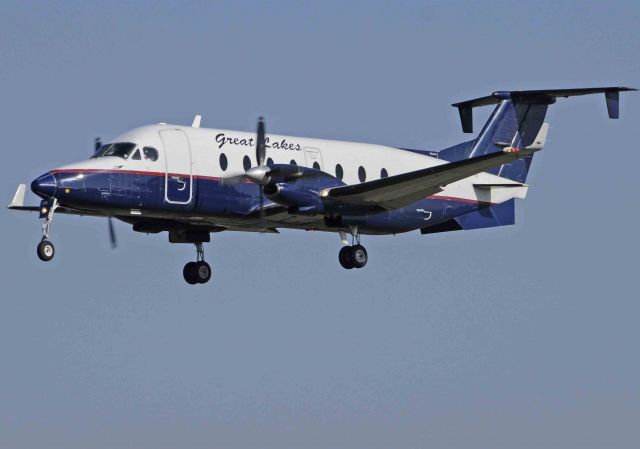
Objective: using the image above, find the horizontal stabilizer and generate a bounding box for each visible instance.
[452,87,636,133]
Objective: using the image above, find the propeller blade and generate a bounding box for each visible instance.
[259,188,266,229]
[256,117,266,166]
[108,216,117,249]
[254,117,269,230]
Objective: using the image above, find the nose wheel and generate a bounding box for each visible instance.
[37,198,59,262]
[338,227,368,269]
[183,243,212,284]
[37,240,55,262]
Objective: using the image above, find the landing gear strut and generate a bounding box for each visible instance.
[37,198,58,262]
[338,226,368,269]
[183,242,212,284]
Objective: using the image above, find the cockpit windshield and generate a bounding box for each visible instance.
[91,142,137,159]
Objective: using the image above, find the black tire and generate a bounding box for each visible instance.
[37,240,55,262]
[338,246,354,269]
[183,262,198,284]
[351,244,368,269]
[195,261,212,284]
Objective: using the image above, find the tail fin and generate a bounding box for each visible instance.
[439,86,635,183]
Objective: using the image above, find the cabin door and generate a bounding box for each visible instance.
[160,129,193,205]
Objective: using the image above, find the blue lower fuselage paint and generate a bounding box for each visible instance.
[40,170,487,234]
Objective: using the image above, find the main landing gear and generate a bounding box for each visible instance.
[338,227,368,270]
[183,242,212,284]
[37,198,59,262]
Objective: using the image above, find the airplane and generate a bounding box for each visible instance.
[8,87,635,284]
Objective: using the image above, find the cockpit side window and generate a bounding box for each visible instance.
[131,149,141,160]
[143,147,159,161]
[91,142,137,159]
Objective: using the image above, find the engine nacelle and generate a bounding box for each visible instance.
[263,183,325,215]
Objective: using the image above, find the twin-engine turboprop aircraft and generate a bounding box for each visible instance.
[9,87,634,284]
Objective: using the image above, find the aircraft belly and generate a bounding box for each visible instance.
[51,169,493,236]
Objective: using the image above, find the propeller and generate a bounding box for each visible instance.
[255,117,267,227]
[108,216,118,249]
[95,137,117,248]
[221,117,273,228]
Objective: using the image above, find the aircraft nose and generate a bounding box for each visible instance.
[31,172,57,198]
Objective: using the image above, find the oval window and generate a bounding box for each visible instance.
[335,164,343,180]
[219,153,228,171]
[380,168,388,178]
[358,166,366,183]
[243,155,252,171]
[289,159,297,166]
[312,161,320,170]
[266,157,274,165]
[143,147,158,161]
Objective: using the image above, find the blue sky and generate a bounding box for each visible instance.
[1,1,638,448]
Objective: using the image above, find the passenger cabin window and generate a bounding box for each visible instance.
[358,166,366,182]
[312,162,320,170]
[381,168,388,178]
[131,149,141,160]
[143,147,159,161]
[91,142,136,159]
[266,157,274,165]
[289,159,297,166]
[335,164,343,180]
[243,155,252,171]
[219,153,228,171]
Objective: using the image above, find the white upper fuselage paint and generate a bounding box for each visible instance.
[56,123,523,206]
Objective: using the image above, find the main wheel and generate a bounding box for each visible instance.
[37,240,55,262]
[338,246,354,269]
[183,262,198,284]
[195,261,212,284]
[351,244,368,269]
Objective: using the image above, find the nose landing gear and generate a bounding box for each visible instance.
[338,226,368,269]
[37,198,59,262]
[183,242,212,284]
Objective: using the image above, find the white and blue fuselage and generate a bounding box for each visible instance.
[33,123,521,235]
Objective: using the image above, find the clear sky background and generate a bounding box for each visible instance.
[1,1,638,448]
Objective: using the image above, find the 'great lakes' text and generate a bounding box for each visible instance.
[215,133,302,151]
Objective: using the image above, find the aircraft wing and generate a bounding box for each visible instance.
[322,146,538,210]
